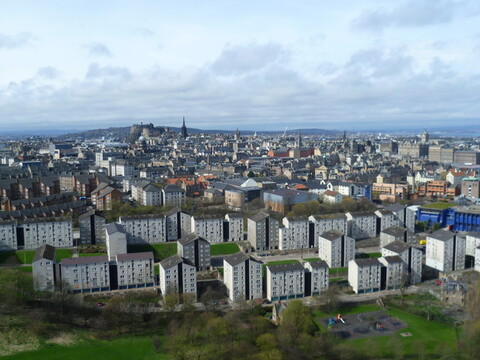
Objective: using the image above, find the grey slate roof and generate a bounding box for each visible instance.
[382,226,407,237]
[306,259,328,268]
[106,222,126,235]
[248,212,269,222]
[381,255,403,264]
[428,230,455,241]
[223,253,250,267]
[117,251,153,262]
[320,230,344,241]
[62,255,109,266]
[33,244,56,263]
[353,258,381,266]
[159,254,194,269]
[267,262,304,272]
[383,240,411,254]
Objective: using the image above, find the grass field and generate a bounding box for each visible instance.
[210,243,240,256]
[421,202,454,209]
[314,303,456,357]
[329,267,348,275]
[3,335,170,360]
[127,243,177,262]
[356,252,382,259]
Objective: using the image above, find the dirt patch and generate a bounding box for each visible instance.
[47,333,77,346]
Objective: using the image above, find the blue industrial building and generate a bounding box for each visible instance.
[417,205,480,232]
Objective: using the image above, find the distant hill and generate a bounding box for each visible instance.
[55,125,343,140]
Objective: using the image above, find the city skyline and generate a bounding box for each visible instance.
[1,0,480,132]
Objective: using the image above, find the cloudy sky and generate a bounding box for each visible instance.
[1,0,480,132]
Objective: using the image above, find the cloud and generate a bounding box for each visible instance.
[1,45,480,132]
[210,42,286,75]
[37,67,60,79]
[0,32,35,49]
[84,43,112,57]
[352,0,463,32]
[132,27,155,37]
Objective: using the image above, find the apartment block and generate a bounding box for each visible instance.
[375,209,397,233]
[18,217,73,249]
[159,254,197,296]
[382,240,422,284]
[0,220,17,250]
[61,255,110,293]
[247,213,279,251]
[475,247,480,273]
[224,213,244,242]
[318,230,355,268]
[191,215,224,244]
[304,260,328,296]
[32,244,56,291]
[106,223,127,261]
[348,258,382,294]
[466,232,480,256]
[426,230,466,272]
[346,211,377,239]
[379,256,405,290]
[79,210,106,245]
[266,262,305,301]
[116,252,155,289]
[177,234,211,271]
[223,253,262,301]
[119,214,167,244]
[162,184,186,207]
[380,226,414,248]
[165,207,182,241]
[309,214,348,248]
[279,216,310,250]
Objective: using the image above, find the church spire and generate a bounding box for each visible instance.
[181,116,188,139]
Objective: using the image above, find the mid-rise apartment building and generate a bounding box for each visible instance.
[223,253,262,301]
[106,223,128,261]
[247,213,279,251]
[266,262,305,301]
[426,230,466,272]
[18,217,73,249]
[159,254,197,296]
[279,216,310,250]
[304,260,328,296]
[309,214,348,248]
[79,210,106,245]
[382,240,422,285]
[61,255,110,293]
[191,215,224,244]
[32,244,56,291]
[0,220,17,250]
[116,252,155,289]
[119,214,167,244]
[177,234,211,271]
[225,213,244,242]
[346,211,377,239]
[348,258,382,294]
[318,230,355,268]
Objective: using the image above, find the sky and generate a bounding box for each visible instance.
[1,0,480,132]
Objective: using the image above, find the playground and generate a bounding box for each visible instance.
[321,311,408,340]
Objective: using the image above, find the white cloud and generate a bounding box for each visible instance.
[83,43,112,57]
[0,32,35,49]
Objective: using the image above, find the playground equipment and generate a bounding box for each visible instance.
[337,314,346,324]
[375,321,385,331]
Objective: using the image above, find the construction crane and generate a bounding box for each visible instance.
[283,126,288,137]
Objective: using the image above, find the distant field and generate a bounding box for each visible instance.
[422,202,454,209]
[127,243,177,262]
[210,243,240,256]
[3,335,170,360]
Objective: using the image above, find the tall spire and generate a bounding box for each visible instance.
[181,116,188,139]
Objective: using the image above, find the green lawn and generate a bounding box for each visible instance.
[304,257,320,262]
[328,267,348,275]
[128,243,177,262]
[210,243,240,256]
[16,250,35,264]
[79,253,105,257]
[3,335,170,360]
[262,260,299,276]
[55,249,74,262]
[351,308,456,356]
[314,303,381,320]
[421,202,454,210]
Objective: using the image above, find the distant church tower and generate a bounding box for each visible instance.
[181,117,188,139]
[234,128,240,141]
[421,130,429,143]
[296,131,302,148]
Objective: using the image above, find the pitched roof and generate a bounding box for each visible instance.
[62,255,109,266]
[33,244,56,262]
[106,222,126,235]
[267,262,304,273]
[383,240,411,253]
[428,229,455,241]
[116,251,153,261]
[223,253,250,267]
[381,226,407,237]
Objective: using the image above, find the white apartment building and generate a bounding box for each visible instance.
[191,215,224,244]
[165,207,182,241]
[304,260,328,296]
[375,209,397,232]
[348,258,382,294]
[426,230,466,272]
[0,220,17,250]
[318,230,355,268]
[475,247,480,272]
[379,256,405,290]
[385,203,416,232]
[279,216,309,250]
[116,252,155,289]
[110,160,136,178]
[19,218,73,249]
[225,213,244,242]
[159,254,197,296]
[180,212,192,237]
[380,226,413,248]
[346,211,377,239]
[309,214,348,248]
[382,240,422,285]
[223,253,262,301]
[141,184,163,206]
[32,244,56,291]
[106,223,128,261]
[79,211,106,245]
[162,184,186,207]
[247,213,279,251]
[119,214,167,244]
[61,255,110,293]
[177,234,211,271]
[266,262,305,301]
[465,232,480,256]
